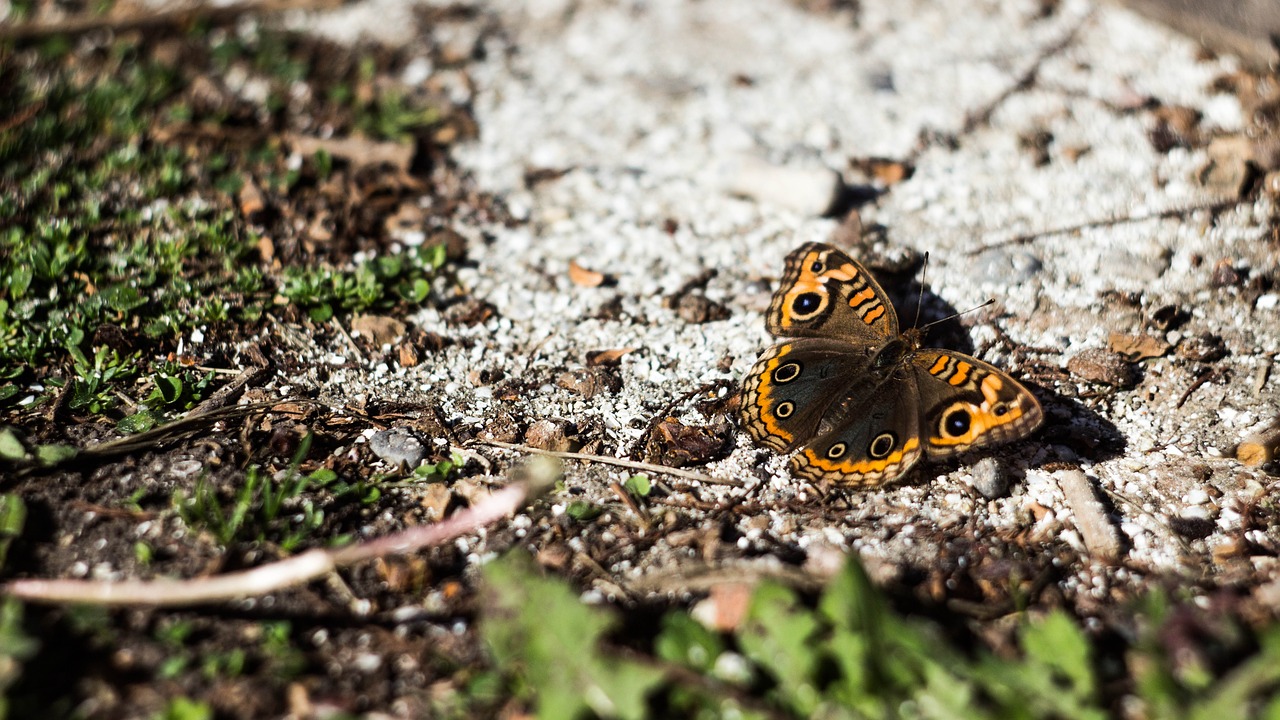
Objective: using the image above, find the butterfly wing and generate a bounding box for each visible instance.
[740,338,878,453]
[765,243,899,342]
[909,349,1043,459]
[787,367,924,487]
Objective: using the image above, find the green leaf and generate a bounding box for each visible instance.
[1189,626,1280,720]
[35,443,77,466]
[1022,610,1096,700]
[0,494,27,568]
[565,500,602,522]
[739,582,823,715]
[309,303,333,323]
[623,474,650,498]
[118,410,160,434]
[0,598,38,712]
[101,284,147,312]
[153,374,184,405]
[8,266,32,298]
[654,611,724,674]
[481,552,664,720]
[404,277,431,303]
[0,429,27,462]
[155,696,212,720]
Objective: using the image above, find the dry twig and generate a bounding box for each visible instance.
[0,0,342,41]
[3,483,528,606]
[474,439,741,486]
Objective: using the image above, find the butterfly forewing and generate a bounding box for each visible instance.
[765,243,899,342]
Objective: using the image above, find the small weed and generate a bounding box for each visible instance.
[0,599,39,718]
[564,500,602,523]
[133,541,153,566]
[280,243,447,323]
[175,434,353,551]
[260,621,307,680]
[411,451,463,483]
[482,552,663,720]
[62,346,141,415]
[355,89,443,143]
[623,474,651,498]
[482,552,1280,719]
[0,495,27,569]
[154,697,213,720]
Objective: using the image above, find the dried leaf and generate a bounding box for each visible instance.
[398,343,420,367]
[1236,419,1280,466]
[692,583,753,632]
[525,419,579,453]
[285,132,413,172]
[419,483,453,521]
[1067,349,1138,388]
[644,418,732,467]
[237,178,265,217]
[849,156,914,186]
[586,348,635,366]
[568,260,606,288]
[351,315,407,346]
[555,367,621,398]
[1107,332,1170,361]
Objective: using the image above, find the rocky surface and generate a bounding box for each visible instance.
[292,0,1279,611]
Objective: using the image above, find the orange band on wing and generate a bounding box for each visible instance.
[742,345,796,449]
[929,356,949,375]
[795,437,921,485]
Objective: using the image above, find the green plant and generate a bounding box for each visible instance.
[279,243,447,323]
[624,474,651,498]
[62,346,140,415]
[0,599,39,720]
[481,553,1192,719]
[411,451,462,483]
[175,434,339,551]
[154,697,213,720]
[482,553,664,720]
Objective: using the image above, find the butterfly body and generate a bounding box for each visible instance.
[741,243,1043,487]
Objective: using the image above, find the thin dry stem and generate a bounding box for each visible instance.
[3,483,527,607]
[473,439,742,486]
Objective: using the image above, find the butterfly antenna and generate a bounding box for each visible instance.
[912,251,929,330]
[919,298,996,332]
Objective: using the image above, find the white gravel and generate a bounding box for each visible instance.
[290,0,1279,591]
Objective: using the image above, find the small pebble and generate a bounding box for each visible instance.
[973,248,1043,284]
[719,153,842,216]
[1067,348,1139,388]
[1184,488,1210,505]
[969,456,1009,498]
[369,427,428,467]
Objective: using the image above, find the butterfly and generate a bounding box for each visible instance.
[740,242,1043,487]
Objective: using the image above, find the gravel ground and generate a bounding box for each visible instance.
[290,0,1279,604]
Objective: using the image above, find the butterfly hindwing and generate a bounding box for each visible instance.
[909,348,1044,459]
[740,339,878,453]
[788,372,925,487]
